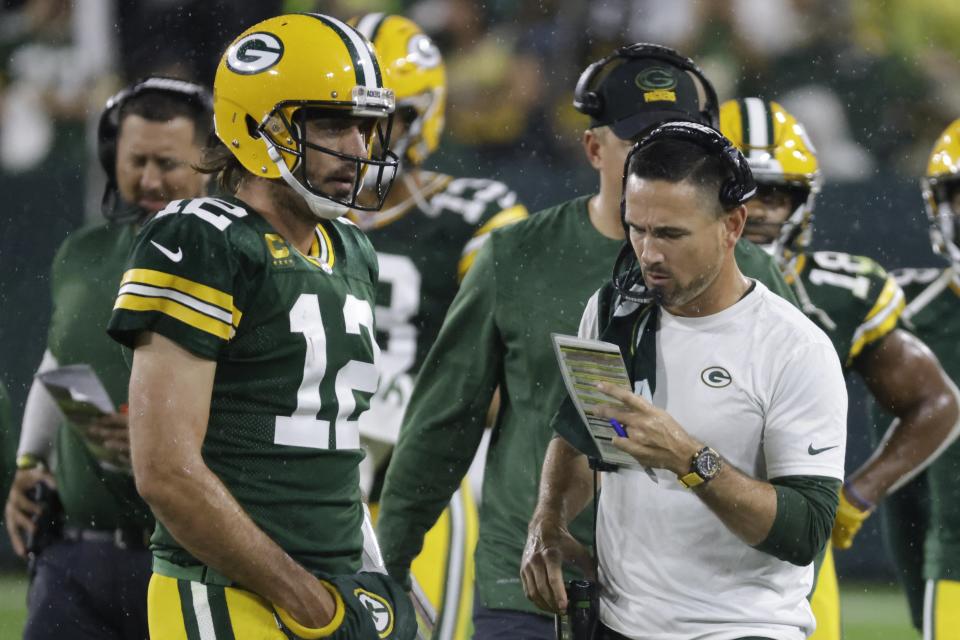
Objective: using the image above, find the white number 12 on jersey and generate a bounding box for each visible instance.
[274,293,380,450]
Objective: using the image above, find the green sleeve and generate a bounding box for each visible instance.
[378,240,503,587]
[734,239,800,307]
[754,475,841,566]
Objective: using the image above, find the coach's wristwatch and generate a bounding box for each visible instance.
[678,446,722,489]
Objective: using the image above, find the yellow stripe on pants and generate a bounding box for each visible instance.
[927,579,960,639]
[809,546,840,640]
[148,573,289,639]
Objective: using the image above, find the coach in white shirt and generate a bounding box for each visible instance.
[521,123,846,640]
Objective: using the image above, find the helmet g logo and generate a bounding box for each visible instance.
[700,367,732,388]
[407,34,441,70]
[226,32,284,75]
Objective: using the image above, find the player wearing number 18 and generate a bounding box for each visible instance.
[107,14,417,639]
[721,98,960,640]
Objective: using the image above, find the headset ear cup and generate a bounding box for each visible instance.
[736,154,757,204]
[578,91,602,117]
[573,56,607,117]
[718,146,739,207]
[723,145,756,206]
[97,116,117,184]
[97,90,126,185]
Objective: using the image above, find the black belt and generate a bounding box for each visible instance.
[62,526,150,550]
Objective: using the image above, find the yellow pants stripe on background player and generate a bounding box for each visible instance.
[372,480,479,640]
[925,579,960,639]
[809,546,840,640]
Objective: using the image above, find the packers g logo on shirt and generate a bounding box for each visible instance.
[226,32,284,75]
[701,366,732,388]
[355,588,394,638]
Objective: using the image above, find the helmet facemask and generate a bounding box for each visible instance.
[923,176,960,270]
[744,179,818,269]
[260,100,399,219]
[361,102,422,192]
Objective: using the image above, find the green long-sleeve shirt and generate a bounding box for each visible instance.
[377,195,799,614]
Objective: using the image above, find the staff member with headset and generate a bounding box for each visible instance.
[378,44,795,639]
[4,77,211,640]
[522,123,847,639]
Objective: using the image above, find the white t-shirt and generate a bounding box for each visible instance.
[579,280,847,640]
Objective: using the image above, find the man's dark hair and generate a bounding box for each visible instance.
[119,89,212,144]
[626,138,736,215]
[196,134,248,194]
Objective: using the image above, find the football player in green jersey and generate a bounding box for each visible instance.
[722,98,960,640]
[348,14,529,639]
[378,45,797,639]
[874,118,960,637]
[3,77,211,640]
[106,14,416,640]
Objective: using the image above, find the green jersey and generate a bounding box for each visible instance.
[883,267,960,582]
[348,172,527,444]
[786,251,905,368]
[108,196,380,576]
[377,195,799,614]
[46,222,152,529]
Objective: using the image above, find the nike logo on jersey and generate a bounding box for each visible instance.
[151,240,183,263]
[807,444,838,456]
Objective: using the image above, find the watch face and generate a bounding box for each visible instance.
[695,449,721,479]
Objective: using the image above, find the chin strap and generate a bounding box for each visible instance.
[265,141,348,220]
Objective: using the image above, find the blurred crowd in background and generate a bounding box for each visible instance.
[2,0,960,575]
[2,0,960,182]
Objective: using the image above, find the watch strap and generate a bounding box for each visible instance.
[678,470,705,489]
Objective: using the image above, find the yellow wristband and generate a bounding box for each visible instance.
[274,580,345,639]
[15,454,44,470]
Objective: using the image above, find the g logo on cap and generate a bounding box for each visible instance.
[227,32,284,75]
[635,67,677,91]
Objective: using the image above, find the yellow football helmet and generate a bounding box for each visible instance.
[720,97,822,265]
[922,119,960,267]
[214,13,398,217]
[353,13,446,167]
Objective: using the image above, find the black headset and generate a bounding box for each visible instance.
[573,43,720,127]
[612,122,757,303]
[97,77,212,215]
[621,121,757,213]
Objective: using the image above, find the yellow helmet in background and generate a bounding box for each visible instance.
[352,13,446,167]
[214,13,398,217]
[720,97,822,265]
[922,118,960,266]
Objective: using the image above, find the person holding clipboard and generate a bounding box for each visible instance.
[523,123,847,640]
